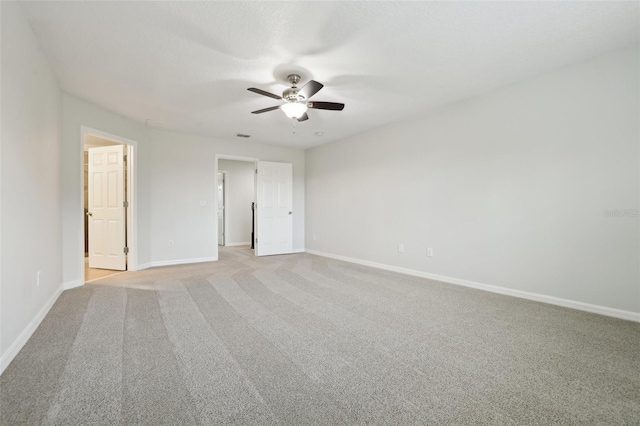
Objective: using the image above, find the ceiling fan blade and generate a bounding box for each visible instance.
[251,105,281,114]
[247,88,282,100]
[297,112,309,122]
[308,101,344,111]
[298,80,323,100]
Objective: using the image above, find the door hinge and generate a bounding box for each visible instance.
[255,169,258,174]
[124,247,129,254]
[123,154,128,162]
[123,201,129,208]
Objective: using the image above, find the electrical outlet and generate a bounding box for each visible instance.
[37,271,41,287]
[313,234,316,241]
[427,248,433,257]
[169,240,174,247]
[398,244,404,253]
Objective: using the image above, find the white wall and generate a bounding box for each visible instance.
[147,129,305,264]
[1,2,63,367]
[219,160,254,246]
[306,46,639,315]
[62,95,151,284]
[61,95,305,276]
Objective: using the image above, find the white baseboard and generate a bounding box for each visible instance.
[292,248,306,253]
[224,242,251,247]
[63,280,83,290]
[0,284,63,375]
[139,256,218,270]
[305,250,640,323]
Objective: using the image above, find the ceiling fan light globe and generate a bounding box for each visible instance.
[281,102,308,119]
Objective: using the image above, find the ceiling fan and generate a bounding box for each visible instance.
[248,74,345,122]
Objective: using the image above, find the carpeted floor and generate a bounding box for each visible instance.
[1,247,639,425]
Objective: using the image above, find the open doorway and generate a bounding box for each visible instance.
[81,127,137,284]
[217,159,256,250]
[215,155,294,258]
[217,172,225,246]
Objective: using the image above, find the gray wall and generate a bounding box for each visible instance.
[219,160,255,246]
[1,2,63,363]
[305,46,639,314]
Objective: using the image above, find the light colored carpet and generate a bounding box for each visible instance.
[2,247,639,425]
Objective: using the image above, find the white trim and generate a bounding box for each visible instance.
[0,285,63,375]
[140,256,218,269]
[126,144,138,272]
[216,154,259,162]
[292,248,306,253]
[81,127,137,146]
[224,242,251,247]
[63,280,83,290]
[305,250,640,323]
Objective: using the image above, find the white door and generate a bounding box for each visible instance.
[88,145,126,270]
[217,172,225,246]
[256,161,293,256]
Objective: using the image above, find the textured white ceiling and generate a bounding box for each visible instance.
[20,1,639,149]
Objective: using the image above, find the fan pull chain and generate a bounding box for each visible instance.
[292,119,297,134]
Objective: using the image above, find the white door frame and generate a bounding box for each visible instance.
[214,154,258,258]
[80,126,138,284]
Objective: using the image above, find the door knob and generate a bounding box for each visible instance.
[289,211,292,215]
[86,212,93,216]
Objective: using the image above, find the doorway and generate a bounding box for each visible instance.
[81,127,137,284]
[214,155,294,258]
[217,172,225,246]
[217,159,256,249]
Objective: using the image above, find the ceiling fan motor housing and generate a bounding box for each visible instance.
[282,87,302,102]
[283,74,304,102]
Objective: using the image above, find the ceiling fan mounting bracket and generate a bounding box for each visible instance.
[287,74,301,87]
